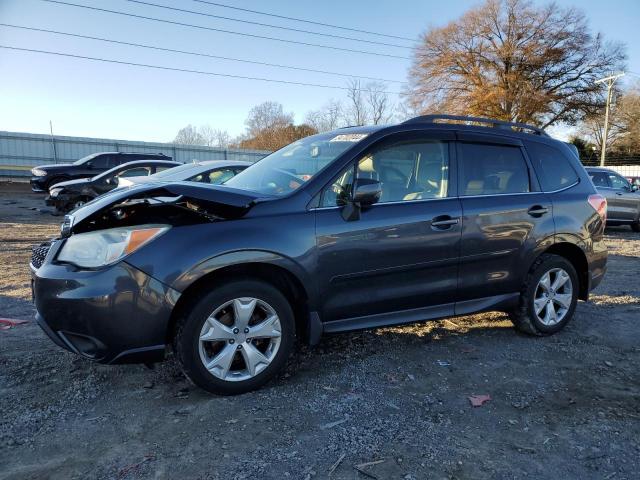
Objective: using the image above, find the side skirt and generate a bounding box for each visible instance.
[320,293,519,334]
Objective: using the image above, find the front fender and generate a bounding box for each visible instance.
[172,249,316,302]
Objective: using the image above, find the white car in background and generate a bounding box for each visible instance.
[116,160,251,189]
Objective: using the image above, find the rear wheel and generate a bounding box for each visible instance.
[174,280,295,395]
[509,254,579,336]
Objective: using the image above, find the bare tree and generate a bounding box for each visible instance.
[343,80,369,126]
[245,101,294,138]
[366,82,394,125]
[240,101,316,151]
[174,124,205,145]
[406,0,626,128]
[199,125,231,148]
[305,99,344,132]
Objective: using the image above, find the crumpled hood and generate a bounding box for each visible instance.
[65,181,266,235]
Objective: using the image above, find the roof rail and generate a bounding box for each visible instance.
[403,114,548,137]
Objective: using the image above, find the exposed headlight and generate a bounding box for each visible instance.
[49,188,62,197]
[32,168,47,176]
[57,224,170,268]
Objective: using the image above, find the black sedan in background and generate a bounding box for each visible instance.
[30,151,172,192]
[46,160,180,213]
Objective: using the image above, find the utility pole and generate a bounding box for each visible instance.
[594,72,625,167]
[49,120,58,164]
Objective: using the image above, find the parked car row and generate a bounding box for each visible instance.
[31,152,251,213]
[31,115,611,395]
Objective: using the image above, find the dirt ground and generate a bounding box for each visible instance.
[1,182,639,480]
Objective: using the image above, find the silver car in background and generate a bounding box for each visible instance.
[586,167,640,232]
[116,160,251,189]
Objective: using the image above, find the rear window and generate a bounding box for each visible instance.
[526,142,579,192]
[459,143,530,196]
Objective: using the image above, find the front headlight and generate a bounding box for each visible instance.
[49,188,62,197]
[57,224,170,268]
[32,168,47,176]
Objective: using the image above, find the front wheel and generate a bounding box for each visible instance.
[509,254,579,336]
[174,280,295,395]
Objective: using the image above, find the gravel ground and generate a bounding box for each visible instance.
[1,183,639,480]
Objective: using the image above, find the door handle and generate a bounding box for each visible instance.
[431,216,459,229]
[616,192,623,196]
[527,205,549,217]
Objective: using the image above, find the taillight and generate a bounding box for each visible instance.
[588,194,607,223]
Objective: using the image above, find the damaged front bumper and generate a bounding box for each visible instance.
[32,240,181,364]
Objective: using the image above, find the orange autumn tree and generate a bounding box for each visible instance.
[406,0,626,128]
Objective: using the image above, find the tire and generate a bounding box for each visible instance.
[174,280,296,395]
[631,222,640,232]
[509,254,579,336]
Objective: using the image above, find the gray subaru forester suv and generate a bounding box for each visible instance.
[32,115,608,395]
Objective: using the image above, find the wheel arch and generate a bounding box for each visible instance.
[542,242,589,300]
[167,259,312,347]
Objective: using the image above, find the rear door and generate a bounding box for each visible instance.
[314,131,462,325]
[455,133,554,310]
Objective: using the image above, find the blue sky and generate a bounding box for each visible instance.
[0,0,638,142]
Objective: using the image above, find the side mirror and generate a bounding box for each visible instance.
[632,184,639,192]
[341,179,381,221]
[105,177,113,185]
[354,178,382,206]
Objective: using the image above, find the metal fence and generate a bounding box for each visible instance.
[0,130,270,178]
[580,154,640,178]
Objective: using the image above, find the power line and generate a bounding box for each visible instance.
[0,44,403,94]
[0,23,405,84]
[125,0,412,50]
[40,0,411,60]
[189,0,416,42]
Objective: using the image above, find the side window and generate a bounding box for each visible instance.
[526,142,579,191]
[154,166,173,174]
[608,173,630,190]
[320,141,449,207]
[589,172,610,187]
[118,167,152,178]
[187,173,208,183]
[460,143,530,196]
[89,155,111,169]
[208,168,237,185]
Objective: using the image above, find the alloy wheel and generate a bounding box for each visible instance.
[533,268,573,326]
[198,297,282,382]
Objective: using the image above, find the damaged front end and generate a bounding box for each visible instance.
[31,182,267,364]
[60,182,263,237]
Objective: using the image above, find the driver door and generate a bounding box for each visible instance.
[313,131,462,327]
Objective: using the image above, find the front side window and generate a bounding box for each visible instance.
[526,142,579,191]
[89,155,111,169]
[321,140,449,207]
[608,173,630,190]
[460,143,530,196]
[224,132,369,196]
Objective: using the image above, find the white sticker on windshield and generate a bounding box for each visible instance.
[329,133,369,142]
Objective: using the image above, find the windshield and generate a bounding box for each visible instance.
[223,132,368,196]
[73,153,101,165]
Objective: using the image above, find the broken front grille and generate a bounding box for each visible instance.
[31,242,52,269]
